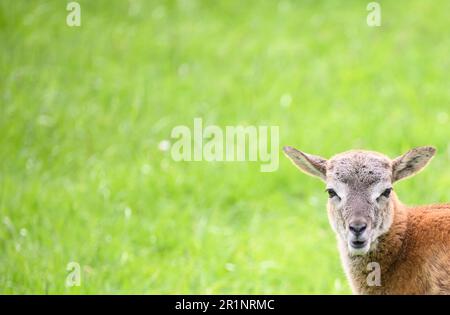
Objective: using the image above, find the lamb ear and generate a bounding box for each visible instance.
[392,146,436,182]
[283,146,327,181]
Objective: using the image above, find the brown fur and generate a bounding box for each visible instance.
[341,193,450,294]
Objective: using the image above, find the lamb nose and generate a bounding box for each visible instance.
[349,222,367,235]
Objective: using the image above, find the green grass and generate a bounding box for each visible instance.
[1,0,449,294]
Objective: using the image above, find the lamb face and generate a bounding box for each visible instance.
[325,151,394,256]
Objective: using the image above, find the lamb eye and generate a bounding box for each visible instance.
[326,188,338,199]
[381,188,392,198]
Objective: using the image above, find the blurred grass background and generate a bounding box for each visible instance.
[0,0,449,294]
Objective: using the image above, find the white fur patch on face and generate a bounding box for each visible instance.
[370,181,392,202]
[326,180,348,202]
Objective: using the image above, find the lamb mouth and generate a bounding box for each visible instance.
[350,240,368,249]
